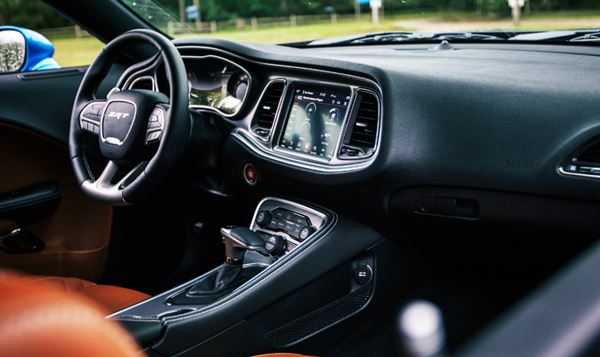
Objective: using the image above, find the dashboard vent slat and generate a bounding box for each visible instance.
[349,92,379,150]
[252,81,285,138]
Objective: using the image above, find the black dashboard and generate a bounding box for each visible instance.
[120,38,600,235]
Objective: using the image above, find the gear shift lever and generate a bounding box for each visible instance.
[186,226,266,298]
[220,226,266,264]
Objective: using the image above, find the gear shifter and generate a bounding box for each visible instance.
[186,226,266,298]
[220,226,266,264]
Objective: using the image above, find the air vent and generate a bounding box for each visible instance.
[562,138,600,177]
[578,142,600,164]
[252,81,285,138]
[340,91,379,159]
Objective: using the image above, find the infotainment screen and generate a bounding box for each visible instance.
[279,86,351,160]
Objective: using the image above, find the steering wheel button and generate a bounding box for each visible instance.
[146,131,161,142]
[148,120,161,129]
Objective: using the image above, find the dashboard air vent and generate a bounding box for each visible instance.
[340,91,379,158]
[562,138,600,177]
[578,142,600,164]
[252,81,285,138]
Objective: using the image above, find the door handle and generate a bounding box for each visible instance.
[0,227,45,254]
[0,227,22,240]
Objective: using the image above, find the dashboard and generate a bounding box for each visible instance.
[124,49,382,174]
[170,45,383,174]
[120,39,600,206]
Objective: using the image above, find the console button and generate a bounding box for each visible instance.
[298,226,315,240]
[273,208,286,219]
[265,235,287,256]
[354,263,373,285]
[256,210,272,228]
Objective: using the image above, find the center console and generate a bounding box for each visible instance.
[252,198,328,254]
[110,197,410,356]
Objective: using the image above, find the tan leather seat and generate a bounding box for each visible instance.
[0,271,141,357]
[23,275,151,312]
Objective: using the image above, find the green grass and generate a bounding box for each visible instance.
[177,19,407,44]
[524,10,600,19]
[50,36,103,68]
[48,10,600,68]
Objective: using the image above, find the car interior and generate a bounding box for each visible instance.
[1,0,600,356]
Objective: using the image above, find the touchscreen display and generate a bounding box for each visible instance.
[279,86,351,160]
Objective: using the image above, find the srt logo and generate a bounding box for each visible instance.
[107,111,131,120]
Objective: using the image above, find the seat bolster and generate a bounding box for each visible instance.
[23,275,150,312]
[0,272,141,357]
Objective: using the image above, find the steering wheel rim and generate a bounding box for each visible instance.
[69,29,189,205]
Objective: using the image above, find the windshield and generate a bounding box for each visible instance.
[121,0,600,45]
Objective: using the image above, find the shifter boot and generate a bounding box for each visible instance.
[188,264,244,296]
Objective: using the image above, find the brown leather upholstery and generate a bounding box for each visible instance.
[0,272,142,357]
[23,275,151,312]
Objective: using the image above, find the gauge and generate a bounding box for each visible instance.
[185,56,251,117]
[228,71,249,100]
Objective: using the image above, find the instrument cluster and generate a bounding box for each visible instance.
[184,55,250,117]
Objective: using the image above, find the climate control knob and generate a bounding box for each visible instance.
[256,210,272,228]
[265,235,287,256]
[299,226,315,240]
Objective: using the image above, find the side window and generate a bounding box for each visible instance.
[0,0,103,74]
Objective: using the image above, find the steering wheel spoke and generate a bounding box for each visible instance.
[79,100,107,135]
[81,160,145,204]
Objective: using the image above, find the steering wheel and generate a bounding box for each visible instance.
[69,29,190,205]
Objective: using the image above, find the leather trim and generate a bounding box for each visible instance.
[23,275,151,312]
[0,271,141,357]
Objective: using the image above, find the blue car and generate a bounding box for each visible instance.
[0,25,60,72]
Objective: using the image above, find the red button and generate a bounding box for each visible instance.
[243,164,257,185]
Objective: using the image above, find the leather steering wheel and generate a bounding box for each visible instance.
[69,29,189,205]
